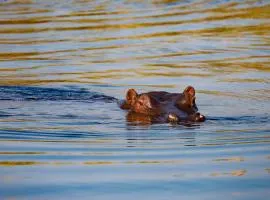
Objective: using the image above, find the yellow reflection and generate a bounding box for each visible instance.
[231,169,247,176]
[125,160,183,164]
[221,78,270,83]
[211,169,247,177]
[0,161,45,166]
[209,61,270,73]
[0,3,268,35]
[84,161,114,165]
[213,157,245,162]
[51,162,74,165]
[0,49,75,61]
[0,159,185,167]
[6,0,33,4]
[119,84,176,88]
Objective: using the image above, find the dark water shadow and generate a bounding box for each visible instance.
[0,129,107,141]
[0,86,117,102]
[207,115,270,125]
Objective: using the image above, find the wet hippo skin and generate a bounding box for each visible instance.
[120,86,205,124]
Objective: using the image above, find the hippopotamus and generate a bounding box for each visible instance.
[120,86,205,124]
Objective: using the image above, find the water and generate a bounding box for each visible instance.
[0,0,270,199]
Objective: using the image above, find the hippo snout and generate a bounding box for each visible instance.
[194,112,205,122]
[167,112,205,123]
[186,112,205,122]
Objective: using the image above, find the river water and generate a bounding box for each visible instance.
[0,0,270,199]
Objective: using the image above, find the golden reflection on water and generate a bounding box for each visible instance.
[0,159,256,179]
[0,0,269,90]
[211,169,247,177]
[0,160,183,166]
[0,161,44,166]
[0,159,185,167]
[213,157,244,162]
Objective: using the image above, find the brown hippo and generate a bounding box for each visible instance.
[120,86,205,124]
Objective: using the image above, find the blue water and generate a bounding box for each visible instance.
[0,0,270,199]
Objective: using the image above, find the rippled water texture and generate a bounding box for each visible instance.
[0,0,270,199]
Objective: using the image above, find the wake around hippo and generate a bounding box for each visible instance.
[120,86,205,124]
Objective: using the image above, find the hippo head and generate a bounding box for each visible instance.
[121,86,205,124]
[124,89,161,116]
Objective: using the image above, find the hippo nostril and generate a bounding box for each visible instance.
[194,112,205,122]
[199,114,205,122]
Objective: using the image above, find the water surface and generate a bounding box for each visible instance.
[0,0,270,199]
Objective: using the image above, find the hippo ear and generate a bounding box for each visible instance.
[184,86,195,97]
[126,88,138,106]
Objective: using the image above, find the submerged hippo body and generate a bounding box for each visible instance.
[120,86,205,124]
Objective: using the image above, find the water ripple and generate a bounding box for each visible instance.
[0,86,116,102]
